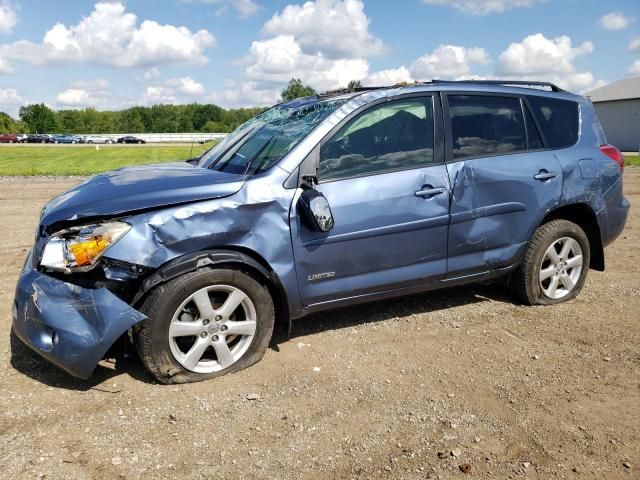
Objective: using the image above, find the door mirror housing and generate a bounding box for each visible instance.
[299,189,334,232]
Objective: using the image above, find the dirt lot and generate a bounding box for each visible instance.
[0,171,638,480]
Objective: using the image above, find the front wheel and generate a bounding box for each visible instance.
[510,219,590,305]
[134,268,275,384]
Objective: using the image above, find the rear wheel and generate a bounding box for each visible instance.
[134,268,275,384]
[510,219,590,305]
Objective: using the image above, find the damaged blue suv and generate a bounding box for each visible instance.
[12,80,629,384]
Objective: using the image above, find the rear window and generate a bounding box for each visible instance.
[448,95,526,159]
[526,96,579,149]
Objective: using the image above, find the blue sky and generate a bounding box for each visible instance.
[0,0,638,115]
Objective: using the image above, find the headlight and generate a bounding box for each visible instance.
[40,221,131,272]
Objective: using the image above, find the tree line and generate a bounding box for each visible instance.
[4,103,265,135]
[1,78,363,134]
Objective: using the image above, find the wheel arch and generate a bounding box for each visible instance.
[538,203,604,271]
[132,248,291,329]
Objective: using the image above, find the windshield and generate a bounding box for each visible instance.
[197,98,347,175]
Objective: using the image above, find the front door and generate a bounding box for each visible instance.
[290,95,451,306]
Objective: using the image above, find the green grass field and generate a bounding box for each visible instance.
[625,153,640,167]
[0,144,211,176]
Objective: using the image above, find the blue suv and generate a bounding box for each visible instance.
[12,81,629,384]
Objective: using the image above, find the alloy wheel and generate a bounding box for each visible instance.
[539,236,583,300]
[168,285,257,373]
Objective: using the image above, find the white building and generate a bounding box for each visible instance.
[585,77,640,153]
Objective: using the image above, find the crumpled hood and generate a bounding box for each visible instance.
[40,162,246,229]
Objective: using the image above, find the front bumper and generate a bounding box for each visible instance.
[12,253,146,379]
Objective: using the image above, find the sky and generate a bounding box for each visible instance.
[0,0,638,116]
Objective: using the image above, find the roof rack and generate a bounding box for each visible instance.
[429,79,565,92]
[316,86,387,98]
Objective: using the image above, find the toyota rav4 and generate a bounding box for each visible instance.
[12,80,629,384]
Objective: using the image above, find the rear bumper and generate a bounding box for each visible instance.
[602,195,630,247]
[12,253,146,379]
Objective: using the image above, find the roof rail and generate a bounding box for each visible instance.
[316,86,388,98]
[430,79,566,92]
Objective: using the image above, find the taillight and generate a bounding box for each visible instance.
[600,144,624,170]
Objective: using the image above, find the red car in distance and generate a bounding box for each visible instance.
[0,133,18,143]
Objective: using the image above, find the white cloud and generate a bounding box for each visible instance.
[143,77,206,104]
[57,76,206,109]
[262,0,385,58]
[0,53,11,73]
[410,45,489,79]
[186,0,260,18]
[208,80,279,108]
[168,76,206,96]
[495,34,599,92]
[628,38,640,53]
[143,85,177,104]
[244,34,369,91]
[362,45,489,87]
[0,2,215,70]
[363,67,413,86]
[598,11,632,30]
[224,0,380,99]
[142,67,159,81]
[497,33,592,75]
[421,0,544,15]
[629,59,640,76]
[358,35,601,93]
[56,79,111,108]
[0,87,22,114]
[0,1,17,34]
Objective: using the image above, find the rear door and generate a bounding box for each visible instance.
[290,94,451,306]
[443,92,563,277]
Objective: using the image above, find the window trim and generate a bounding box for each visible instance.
[522,95,548,149]
[313,93,444,184]
[441,91,531,164]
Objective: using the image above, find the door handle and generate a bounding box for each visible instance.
[534,171,558,181]
[415,187,446,197]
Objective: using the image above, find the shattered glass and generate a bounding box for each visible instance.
[198,99,347,175]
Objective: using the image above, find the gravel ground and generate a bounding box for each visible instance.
[0,172,638,480]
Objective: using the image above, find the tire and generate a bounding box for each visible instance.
[134,268,275,384]
[510,219,590,305]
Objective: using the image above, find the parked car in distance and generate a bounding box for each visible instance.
[50,134,81,144]
[117,135,145,144]
[85,136,115,144]
[12,80,629,384]
[16,134,27,143]
[0,133,18,143]
[24,134,51,143]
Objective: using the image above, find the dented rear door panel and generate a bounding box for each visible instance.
[445,150,563,277]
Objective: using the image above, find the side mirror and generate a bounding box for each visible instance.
[298,189,334,232]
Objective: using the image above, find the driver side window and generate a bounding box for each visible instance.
[318,97,435,182]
